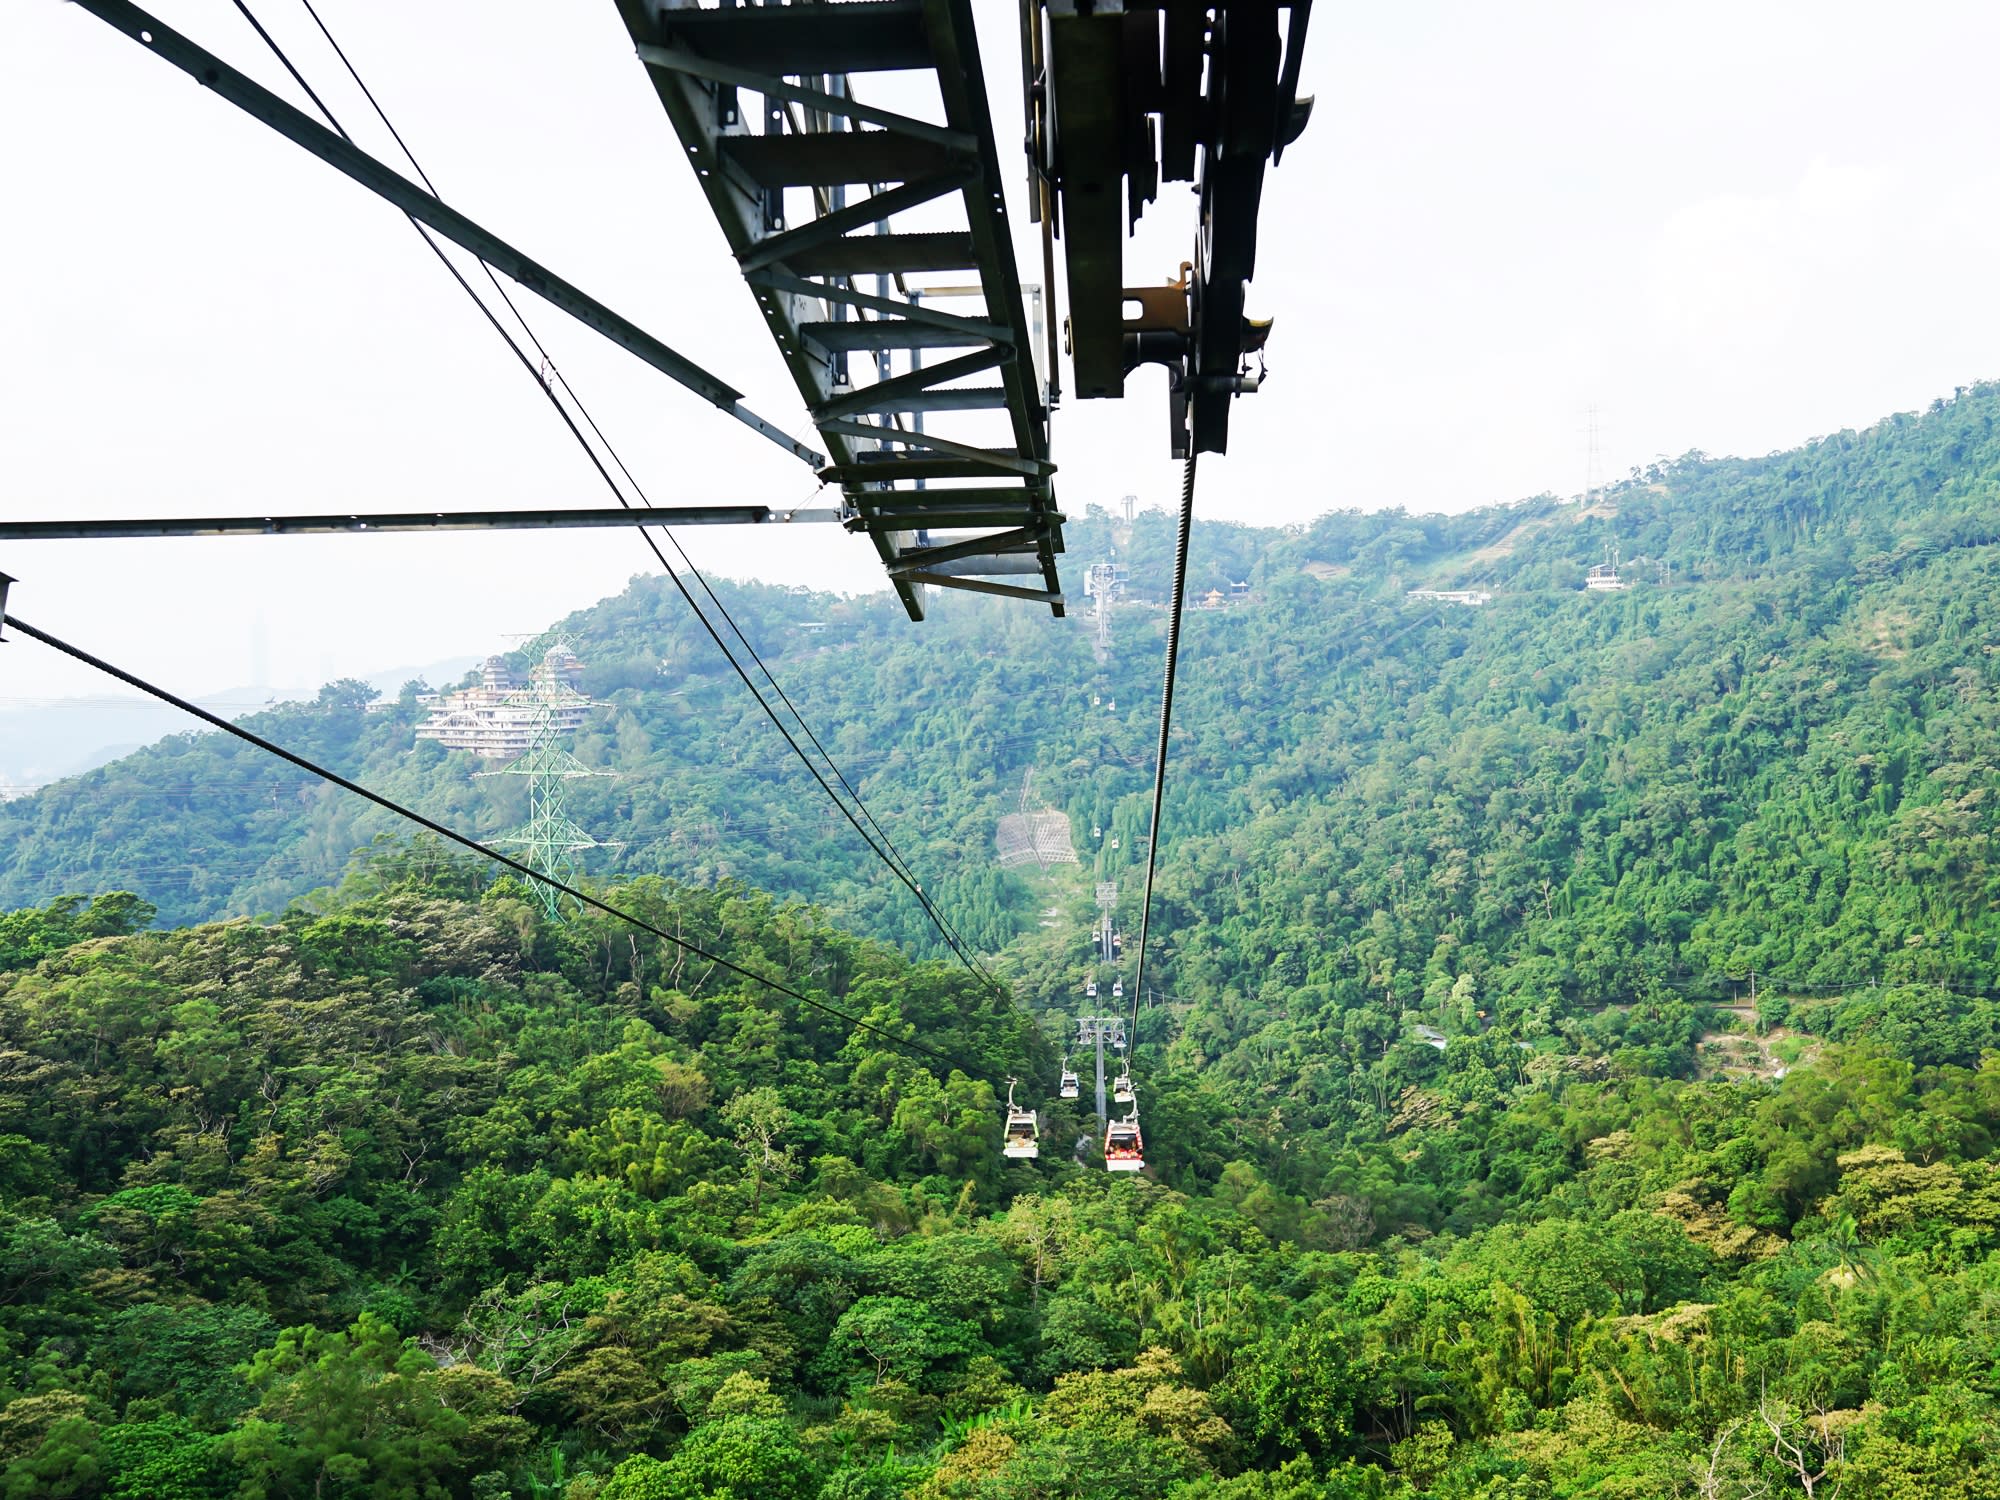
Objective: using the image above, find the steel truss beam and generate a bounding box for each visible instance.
[0,507,844,541]
[619,0,1067,617]
[636,44,974,152]
[64,0,824,469]
[901,571,1063,605]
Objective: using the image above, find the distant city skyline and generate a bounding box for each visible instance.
[8,1,2000,704]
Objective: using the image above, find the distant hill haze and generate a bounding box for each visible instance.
[0,657,478,795]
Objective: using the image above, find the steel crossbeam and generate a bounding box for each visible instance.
[64,0,826,469]
[0,506,845,541]
[1026,0,1315,456]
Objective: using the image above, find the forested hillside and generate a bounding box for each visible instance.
[7,383,2000,1017]
[9,863,2000,1496]
[10,385,2000,1494]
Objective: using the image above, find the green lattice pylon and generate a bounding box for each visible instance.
[477,722,622,921]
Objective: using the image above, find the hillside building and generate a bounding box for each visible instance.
[1407,588,1492,606]
[415,649,593,759]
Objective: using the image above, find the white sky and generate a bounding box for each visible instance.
[7,0,2000,703]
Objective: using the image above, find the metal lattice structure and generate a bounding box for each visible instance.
[474,646,623,919]
[617,0,1066,617]
[47,0,1312,618]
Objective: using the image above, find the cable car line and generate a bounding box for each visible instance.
[227,0,1005,1001]
[2,611,1002,1085]
[1127,454,1200,1057]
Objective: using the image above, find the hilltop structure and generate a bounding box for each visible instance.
[415,650,591,759]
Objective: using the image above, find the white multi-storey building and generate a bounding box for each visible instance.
[415,649,593,759]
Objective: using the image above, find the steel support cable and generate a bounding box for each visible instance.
[1114,539,1524,1052]
[71,0,820,465]
[3,613,992,1080]
[233,0,1006,999]
[281,0,997,989]
[1127,454,1198,1060]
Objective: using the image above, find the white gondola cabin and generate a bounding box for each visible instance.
[1112,979,1124,1000]
[1112,1070,1135,1105]
[1002,1080,1039,1159]
[1059,1066,1080,1100]
[1085,979,1098,999]
[1104,1111,1144,1172]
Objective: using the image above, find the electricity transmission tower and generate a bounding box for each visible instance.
[477,635,621,920]
[1583,403,1606,509]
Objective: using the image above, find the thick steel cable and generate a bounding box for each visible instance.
[1127,454,1198,1059]
[288,0,944,909]
[231,0,1005,997]
[1114,532,1541,1045]
[287,0,998,986]
[3,612,989,1079]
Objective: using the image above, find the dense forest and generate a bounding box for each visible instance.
[9,863,2000,1497]
[7,384,2000,1494]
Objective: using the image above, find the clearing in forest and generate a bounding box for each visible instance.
[995,768,1079,869]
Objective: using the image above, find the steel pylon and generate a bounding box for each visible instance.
[475,638,621,920]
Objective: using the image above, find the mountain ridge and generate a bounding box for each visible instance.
[7,384,2000,1021]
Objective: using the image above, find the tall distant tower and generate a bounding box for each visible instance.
[1121,494,1137,526]
[1084,561,1126,663]
[472,637,622,920]
[1583,404,1605,509]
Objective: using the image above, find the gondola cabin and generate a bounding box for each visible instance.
[1003,1112,1039,1158]
[1104,1113,1145,1172]
[1059,1067,1081,1100]
[1112,979,1124,999]
[1002,1079,1040,1159]
[1112,1070,1135,1105]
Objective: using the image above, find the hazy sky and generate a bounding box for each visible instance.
[7,1,2000,706]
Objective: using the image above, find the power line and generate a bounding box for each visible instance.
[1128,455,1199,1056]
[4,611,993,1082]
[229,0,1003,995]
